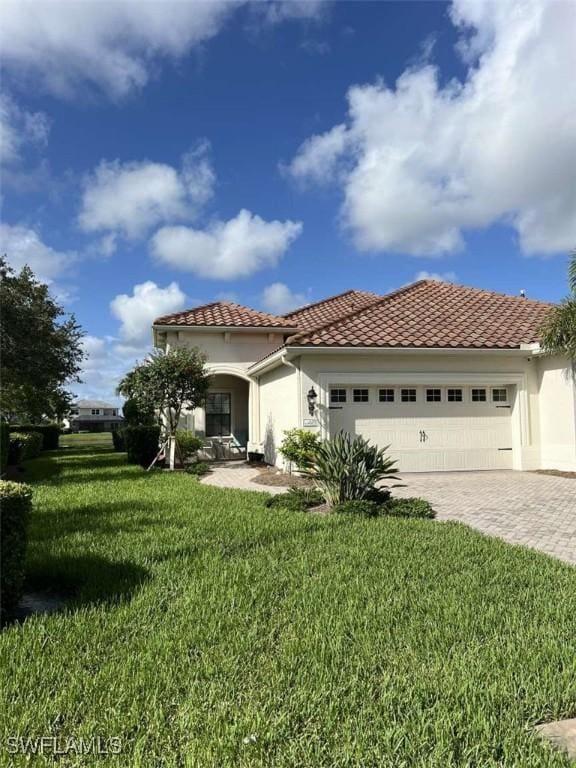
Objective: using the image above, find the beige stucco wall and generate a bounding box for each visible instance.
[161,329,285,371]
[257,363,299,465]
[536,355,576,471]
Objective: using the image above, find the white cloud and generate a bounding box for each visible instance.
[1,0,328,100]
[261,282,307,314]
[414,270,458,283]
[0,93,50,166]
[110,280,186,343]
[79,147,215,240]
[254,1,327,25]
[75,334,133,404]
[1,0,233,99]
[0,224,74,284]
[151,209,302,279]
[288,0,576,257]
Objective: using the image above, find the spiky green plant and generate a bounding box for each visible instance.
[301,431,399,507]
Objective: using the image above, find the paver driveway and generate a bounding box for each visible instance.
[395,471,575,565]
[203,463,576,565]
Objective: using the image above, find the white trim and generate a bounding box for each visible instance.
[248,345,535,376]
[206,363,253,382]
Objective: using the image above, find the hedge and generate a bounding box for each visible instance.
[381,497,436,519]
[124,425,161,468]
[112,429,126,452]
[8,432,44,464]
[0,481,32,623]
[9,424,60,450]
[0,422,9,474]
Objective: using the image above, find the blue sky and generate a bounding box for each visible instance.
[1,0,575,401]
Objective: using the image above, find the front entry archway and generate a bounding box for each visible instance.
[191,373,250,460]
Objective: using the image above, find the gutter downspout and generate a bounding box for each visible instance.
[281,353,302,427]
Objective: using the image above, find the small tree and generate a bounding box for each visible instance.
[117,348,211,467]
[279,428,321,473]
[540,250,576,362]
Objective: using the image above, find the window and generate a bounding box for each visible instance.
[471,388,487,402]
[353,388,369,403]
[205,393,231,437]
[330,388,347,404]
[426,388,442,402]
[91,408,100,415]
[379,388,395,403]
[447,388,463,402]
[492,388,508,402]
[401,388,417,403]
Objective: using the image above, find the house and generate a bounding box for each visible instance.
[152,280,576,473]
[65,400,124,433]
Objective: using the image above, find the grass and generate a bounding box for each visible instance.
[1,447,575,767]
[59,431,113,448]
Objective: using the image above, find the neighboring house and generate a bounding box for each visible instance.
[65,400,124,432]
[152,280,576,472]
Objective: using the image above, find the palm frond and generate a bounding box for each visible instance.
[539,299,576,361]
[569,250,576,296]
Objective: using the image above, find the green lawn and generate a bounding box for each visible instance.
[1,448,575,767]
[59,431,113,448]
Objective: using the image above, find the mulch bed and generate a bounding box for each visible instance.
[533,469,576,479]
[250,466,312,488]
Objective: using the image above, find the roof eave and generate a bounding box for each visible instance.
[152,323,298,334]
[248,343,539,376]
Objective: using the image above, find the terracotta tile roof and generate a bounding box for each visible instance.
[284,289,382,330]
[286,281,554,349]
[154,301,297,328]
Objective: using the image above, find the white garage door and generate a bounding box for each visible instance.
[329,384,514,472]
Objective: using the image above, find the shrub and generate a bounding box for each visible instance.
[301,431,400,507]
[186,461,210,477]
[122,397,155,426]
[382,498,436,519]
[364,487,392,504]
[0,480,32,623]
[112,429,126,452]
[265,487,325,512]
[9,432,43,463]
[279,429,322,471]
[123,426,161,468]
[176,430,203,463]
[0,422,9,474]
[333,500,379,517]
[8,435,23,466]
[9,424,60,450]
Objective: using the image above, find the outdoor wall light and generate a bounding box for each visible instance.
[307,387,318,415]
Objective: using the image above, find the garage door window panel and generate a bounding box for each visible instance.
[330,389,347,404]
[447,388,463,402]
[353,388,369,403]
[471,388,487,402]
[426,388,442,403]
[379,388,395,403]
[492,388,508,403]
[401,388,417,403]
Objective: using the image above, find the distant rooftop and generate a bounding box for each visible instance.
[74,399,119,409]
